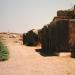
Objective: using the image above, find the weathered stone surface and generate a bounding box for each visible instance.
[23,29,39,46]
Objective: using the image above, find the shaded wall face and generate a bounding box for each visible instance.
[40,19,70,53]
[55,20,69,52]
[69,20,75,44]
[40,26,49,50]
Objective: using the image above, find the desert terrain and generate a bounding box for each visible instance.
[0,33,75,75]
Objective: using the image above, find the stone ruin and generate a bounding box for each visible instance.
[23,5,75,58]
[39,5,75,57]
[23,29,39,46]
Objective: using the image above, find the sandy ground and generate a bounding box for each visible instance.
[0,33,75,75]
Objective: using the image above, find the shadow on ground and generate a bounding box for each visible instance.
[35,48,59,57]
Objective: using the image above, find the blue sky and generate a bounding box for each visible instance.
[0,0,75,33]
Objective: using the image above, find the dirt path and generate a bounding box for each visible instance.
[0,37,75,75]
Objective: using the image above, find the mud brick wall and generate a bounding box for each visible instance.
[40,19,70,54]
[23,30,39,46]
[57,10,74,19]
[55,20,69,52]
[69,20,75,45]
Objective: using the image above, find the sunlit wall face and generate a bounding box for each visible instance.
[0,0,75,33]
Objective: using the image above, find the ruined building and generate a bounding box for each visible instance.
[39,5,75,57]
[23,5,75,58]
[23,29,39,46]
